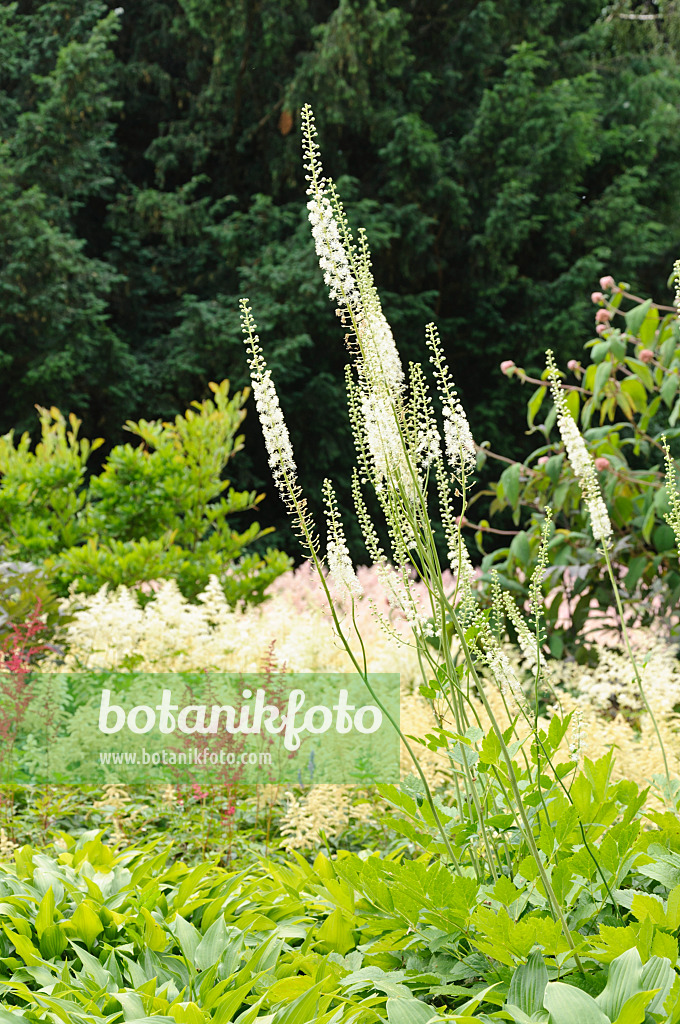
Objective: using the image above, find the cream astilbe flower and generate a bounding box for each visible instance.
[425,323,476,477]
[546,350,612,543]
[323,478,363,598]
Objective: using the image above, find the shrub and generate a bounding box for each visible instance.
[0,380,291,603]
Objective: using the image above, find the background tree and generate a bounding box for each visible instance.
[1,0,680,556]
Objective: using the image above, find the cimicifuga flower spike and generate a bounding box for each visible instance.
[662,435,680,552]
[502,591,545,672]
[546,350,612,543]
[240,298,318,553]
[302,105,361,321]
[323,478,363,598]
[425,323,476,478]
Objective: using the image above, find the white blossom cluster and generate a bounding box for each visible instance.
[360,391,410,491]
[307,196,361,314]
[323,479,363,598]
[425,324,476,478]
[546,351,612,542]
[241,300,297,493]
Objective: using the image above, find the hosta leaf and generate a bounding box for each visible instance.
[507,949,548,1017]
[543,982,609,1024]
[385,997,438,1024]
[194,915,229,971]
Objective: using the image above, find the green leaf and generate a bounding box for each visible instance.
[565,389,580,420]
[528,387,547,429]
[195,915,229,971]
[507,950,548,1017]
[510,531,530,565]
[386,998,438,1024]
[592,340,611,364]
[501,463,521,508]
[620,377,647,413]
[544,982,609,1024]
[593,360,611,401]
[639,306,659,346]
[315,908,356,955]
[625,299,652,338]
[661,373,679,409]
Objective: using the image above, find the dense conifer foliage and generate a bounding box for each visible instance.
[2,0,680,551]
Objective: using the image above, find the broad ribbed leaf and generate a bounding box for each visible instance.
[507,950,548,1017]
[543,982,609,1024]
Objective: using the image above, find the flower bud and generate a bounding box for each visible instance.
[591,291,604,304]
[639,348,654,363]
[567,359,580,371]
[538,455,549,465]
[500,360,515,375]
[594,457,610,471]
[595,323,608,336]
[599,275,616,291]
[595,308,611,324]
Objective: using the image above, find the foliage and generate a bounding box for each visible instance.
[4,2,680,552]
[476,279,680,658]
[3,779,680,1021]
[0,381,291,602]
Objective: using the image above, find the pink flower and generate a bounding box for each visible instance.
[594,457,610,471]
[538,456,549,465]
[223,805,236,817]
[599,275,616,291]
[591,291,604,305]
[567,359,580,372]
[595,308,611,324]
[639,348,654,364]
[595,323,608,336]
[500,360,515,375]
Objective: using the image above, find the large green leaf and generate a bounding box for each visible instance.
[543,982,609,1024]
[507,949,548,1017]
[385,997,438,1024]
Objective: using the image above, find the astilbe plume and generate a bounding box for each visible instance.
[0,603,49,751]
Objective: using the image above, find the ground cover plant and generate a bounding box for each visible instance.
[2,104,680,1023]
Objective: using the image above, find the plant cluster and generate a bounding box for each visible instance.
[478,275,680,659]
[0,380,290,604]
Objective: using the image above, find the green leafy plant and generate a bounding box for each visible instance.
[475,277,680,659]
[0,381,291,603]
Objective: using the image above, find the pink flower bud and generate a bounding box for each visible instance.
[591,291,604,304]
[599,275,616,291]
[538,456,549,465]
[639,348,654,364]
[595,308,611,324]
[594,457,610,471]
[567,359,580,371]
[500,360,515,375]
[595,323,608,336]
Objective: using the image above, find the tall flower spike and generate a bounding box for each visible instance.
[323,478,363,598]
[546,350,612,542]
[425,323,476,478]
[240,298,318,553]
[302,106,361,322]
